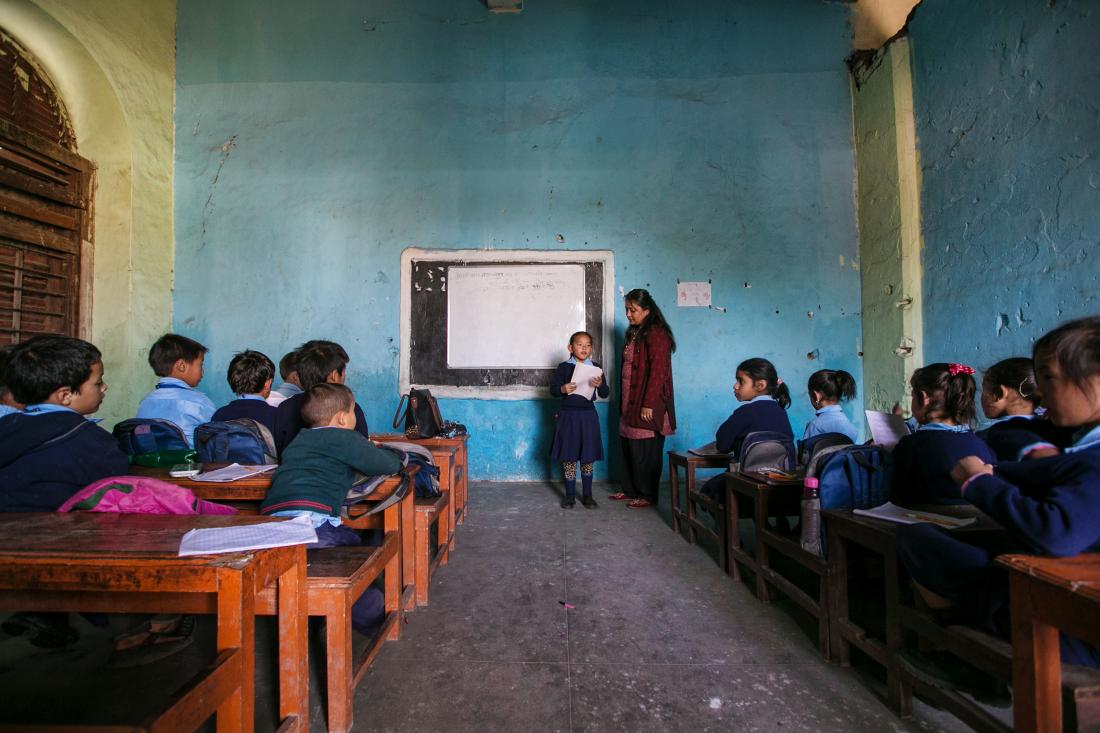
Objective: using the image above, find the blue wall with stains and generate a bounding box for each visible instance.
[173,0,862,480]
[910,0,1100,370]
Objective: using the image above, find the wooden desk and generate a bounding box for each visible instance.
[824,506,1002,717]
[999,553,1100,733]
[373,433,470,524]
[725,471,829,656]
[0,513,308,733]
[666,450,730,539]
[134,465,420,614]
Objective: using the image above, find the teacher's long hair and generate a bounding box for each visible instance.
[625,288,676,352]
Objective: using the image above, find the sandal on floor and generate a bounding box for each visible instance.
[607,492,629,501]
[627,498,652,508]
[109,615,195,668]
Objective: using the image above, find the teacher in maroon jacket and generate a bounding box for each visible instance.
[609,288,676,508]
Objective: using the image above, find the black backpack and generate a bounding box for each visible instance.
[392,388,443,439]
[797,431,855,467]
[194,418,277,464]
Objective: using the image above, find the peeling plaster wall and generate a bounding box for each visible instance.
[3,0,176,424]
[910,0,1100,368]
[853,39,924,413]
[174,0,862,480]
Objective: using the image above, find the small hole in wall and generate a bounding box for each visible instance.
[807,349,820,360]
[857,351,864,357]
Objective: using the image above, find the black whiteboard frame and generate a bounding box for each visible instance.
[399,248,616,400]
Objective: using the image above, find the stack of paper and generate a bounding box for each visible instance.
[178,514,318,556]
[570,362,604,400]
[853,502,976,529]
[193,463,278,483]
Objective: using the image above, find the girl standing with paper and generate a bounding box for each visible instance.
[550,331,609,508]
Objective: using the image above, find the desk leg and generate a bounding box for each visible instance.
[685,466,698,545]
[443,457,457,550]
[827,530,850,667]
[668,458,681,534]
[217,564,256,733]
[1010,575,1062,733]
[392,490,416,613]
[884,539,910,716]
[726,485,742,582]
[277,547,309,729]
[385,502,403,641]
[754,491,770,603]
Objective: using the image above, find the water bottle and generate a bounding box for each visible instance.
[800,476,822,555]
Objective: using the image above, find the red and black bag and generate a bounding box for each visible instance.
[392,388,443,439]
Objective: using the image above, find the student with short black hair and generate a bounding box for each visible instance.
[211,349,278,434]
[890,363,996,505]
[135,333,216,446]
[802,368,859,442]
[0,335,128,512]
[274,340,370,454]
[262,383,402,637]
[266,350,302,407]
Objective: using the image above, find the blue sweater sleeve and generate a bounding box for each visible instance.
[716,409,747,455]
[549,362,572,396]
[965,470,1100,557]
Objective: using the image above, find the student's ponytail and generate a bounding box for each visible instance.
[774,381,792,410]
[808,369,857,403]
[737,357,791,409]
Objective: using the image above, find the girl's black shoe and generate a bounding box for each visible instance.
[561,497,576,508]
[581,497,598,508]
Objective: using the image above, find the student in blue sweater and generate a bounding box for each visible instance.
[211,349,278,435]
[897,316,1100,668]
[802,368,859,442]
[262,383,402,637]
[549,331,609,508]
[700,358,794,501]
[890,362,996,505]
[977,357,1068,461]
[135,333,216,447]
[274,340,371,455]
[0,335,128,513]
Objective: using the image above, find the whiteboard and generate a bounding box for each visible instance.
[446,264,586,368]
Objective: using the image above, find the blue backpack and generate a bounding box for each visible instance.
[737,430,797,472]
[194,419,277,465]
[805,444,891,554]
[113,418,190,456]
[797,431,854,467]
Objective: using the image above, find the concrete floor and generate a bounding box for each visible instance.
[355,481,971,732]
[0,482,978,731]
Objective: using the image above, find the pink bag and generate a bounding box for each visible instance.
[58,476,237,515]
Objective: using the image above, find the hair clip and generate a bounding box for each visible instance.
[776,378,784,386]
[948,363,975,376]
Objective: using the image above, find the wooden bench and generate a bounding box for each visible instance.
[999,553,1100,733]
[724,470,831,656]
[414,491,451,606]
[666,451,731,569]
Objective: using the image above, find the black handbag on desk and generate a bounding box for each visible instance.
[392,388,443,439]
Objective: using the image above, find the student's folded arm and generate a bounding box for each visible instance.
[349,440,404,477]
[965,473,1099,557]
[715,412,741,454]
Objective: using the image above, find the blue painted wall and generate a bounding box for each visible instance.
[173,0,863,480]
[910,0,1100,374]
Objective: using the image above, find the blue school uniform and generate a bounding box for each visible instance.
[135,377,216,447]
[977,414,1076,462]
[212,394,278,435]
[891,423,996,505]
[802,405,859,442]
[715,396,794,457]
[274,392,370,456]
[549,359,609,464]
[0,406,130,512]
[896,425,1100,668]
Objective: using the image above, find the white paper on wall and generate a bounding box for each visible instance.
[676,281,712,307]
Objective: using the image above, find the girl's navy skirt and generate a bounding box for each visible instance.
[550,406,603,463]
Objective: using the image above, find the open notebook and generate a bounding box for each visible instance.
[178,514,317,556]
